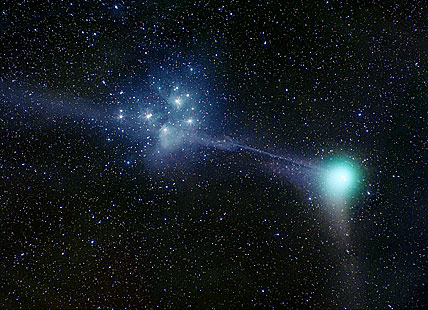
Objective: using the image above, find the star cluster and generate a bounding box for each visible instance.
[1,1,427,309]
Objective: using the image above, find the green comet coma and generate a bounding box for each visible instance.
[320,158,361,201]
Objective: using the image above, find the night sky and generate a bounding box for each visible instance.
[1,1,427,309]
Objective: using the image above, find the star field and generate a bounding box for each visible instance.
[1,1,427,309]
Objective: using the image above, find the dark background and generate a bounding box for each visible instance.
[1,0,427,308]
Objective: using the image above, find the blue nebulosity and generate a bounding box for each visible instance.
[1,1,426,309]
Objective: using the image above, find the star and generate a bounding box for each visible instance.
[3,1,425,307]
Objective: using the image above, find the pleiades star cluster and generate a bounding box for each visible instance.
[1,1,427,309]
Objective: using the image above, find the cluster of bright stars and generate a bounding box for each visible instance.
[115,89,198,138]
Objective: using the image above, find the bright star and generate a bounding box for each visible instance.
[145,113,153,120]
[186,118,193,124]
